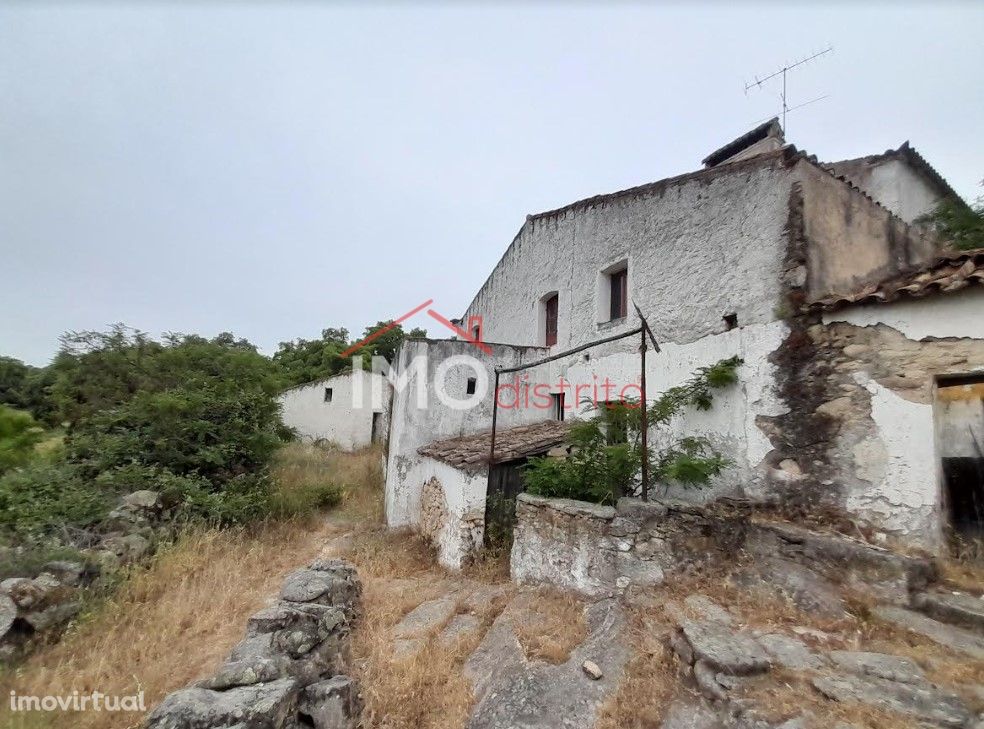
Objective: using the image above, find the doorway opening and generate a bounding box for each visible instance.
[371,412,383,444]
[936,373,984,547]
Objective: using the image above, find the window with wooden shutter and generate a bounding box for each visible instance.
[609,268,627,320]
[544,294,558,346]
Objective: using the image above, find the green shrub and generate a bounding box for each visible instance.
[0,462,109,541]
[0,405,45,474]
[523,357,742,505]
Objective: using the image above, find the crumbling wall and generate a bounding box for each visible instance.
[511,494,748,598]
[512,493,934,603]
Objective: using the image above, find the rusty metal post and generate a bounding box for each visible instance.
[640,324,649,501]
[488,369,500,468]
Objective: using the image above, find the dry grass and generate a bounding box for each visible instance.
[350,577,510,729]
[0,520,334,729]
[596,605,679,729]
[513,588,588,664]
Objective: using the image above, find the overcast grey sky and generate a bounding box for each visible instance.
[1,2,981,366]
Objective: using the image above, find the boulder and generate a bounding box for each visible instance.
[693,659,728,701]
[23,600,81,631]
[122,490,162,511]
[0,594,15,639]
[732,557,846,619]
[874,605,984,661]
[100,533,150,563]
[757,633,825,671]
[812,673,970,727]
[912,590,984,632]
[827,650,927,686]
[393,596,458,638]
[1,577,43,610]
[299,676,359,729]
[679,621,771,676]
[439,613,482,647]
[145,678,301,729]
[195,657,287,690]
[42,561,86,587]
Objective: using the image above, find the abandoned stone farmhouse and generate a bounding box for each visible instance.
[376,119,983,570]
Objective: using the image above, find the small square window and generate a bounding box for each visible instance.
[324,387,333,403]
[723,313,738,331]
[466,377,476,395]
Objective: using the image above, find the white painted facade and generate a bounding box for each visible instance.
[278,371,391,451]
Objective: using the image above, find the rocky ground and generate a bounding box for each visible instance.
[0,488,167,660]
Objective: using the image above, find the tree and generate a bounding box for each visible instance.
[918,193,984,252]
[358,322,427,364]
[523,357,742,505]
[273,328,351,387]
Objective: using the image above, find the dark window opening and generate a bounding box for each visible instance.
[544,294,558,347]
[723,313,738,331]
[371,412,383,443]
[609,268,628,320]
[552,393,566,421]
[323,387,333,403]
[467,315,482,343]
[466,377,477,395]
[944,457,984,541]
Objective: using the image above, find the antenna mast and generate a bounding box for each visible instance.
[745,46,833,132]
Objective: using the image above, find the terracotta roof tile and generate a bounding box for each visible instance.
[418,420,572,472]
[806,248,984,312]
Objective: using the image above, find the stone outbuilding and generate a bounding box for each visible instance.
[278,371,391,451]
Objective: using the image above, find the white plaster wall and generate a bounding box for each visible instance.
[860,159,943,224]
[824,288,984,341]
[528,319,790,499]
[277,371,391,451]
[384,339,551,536]
[847,374,940,546]
[462,159,793,352]
[825,291,984,549]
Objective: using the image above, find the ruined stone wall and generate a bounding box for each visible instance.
[511,493,934,603]
[510,494,748,598]
[761,288,984,550]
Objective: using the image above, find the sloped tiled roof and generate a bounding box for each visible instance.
[807,248,984,312]
[825,141,964,205]
[418,420,572,472]
[702,118,784,168]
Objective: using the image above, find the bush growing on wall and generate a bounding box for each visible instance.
[523,357,742,505]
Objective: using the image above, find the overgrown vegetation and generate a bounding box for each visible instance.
[918,194,984,251]
[522,357,742,504]
[274,321,426,387]
[0,405,44,474]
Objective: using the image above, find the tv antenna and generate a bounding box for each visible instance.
[745,46,833,132]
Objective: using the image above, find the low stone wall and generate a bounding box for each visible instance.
[510,494,748,598]
[145,558,361,729]
[511,493,935,603]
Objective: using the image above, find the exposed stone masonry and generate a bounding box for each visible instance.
[145,558,361,729]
